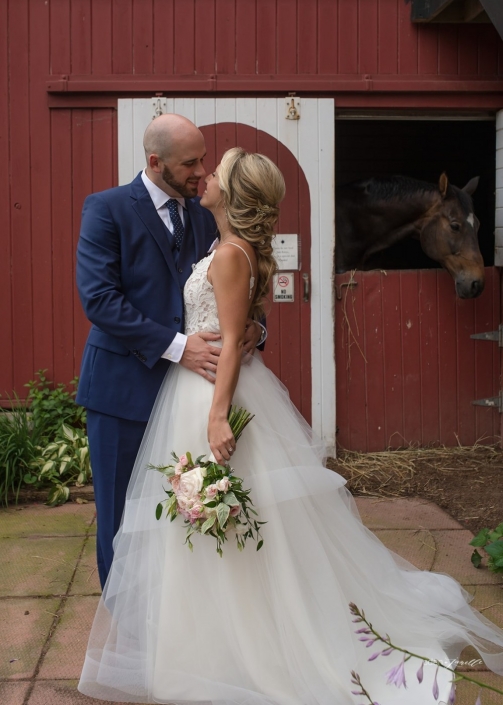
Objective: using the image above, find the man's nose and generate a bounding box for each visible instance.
[194,162,206,177]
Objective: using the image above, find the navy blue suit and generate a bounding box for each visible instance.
[76,173,216,587]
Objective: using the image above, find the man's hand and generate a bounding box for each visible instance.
[242,319,262,355]
[179,332,221,383]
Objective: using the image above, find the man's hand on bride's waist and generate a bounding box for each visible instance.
[179,332,221,383]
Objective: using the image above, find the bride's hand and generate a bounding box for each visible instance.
[208,417,236,464]
[242,319,262,356]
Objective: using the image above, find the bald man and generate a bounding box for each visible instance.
[76,115,262,587]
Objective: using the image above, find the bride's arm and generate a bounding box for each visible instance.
[208,244,256,464]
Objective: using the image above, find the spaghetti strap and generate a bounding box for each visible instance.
[220,241,255,298]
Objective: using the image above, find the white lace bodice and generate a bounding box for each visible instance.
[184,252,220,335]
[184,245,255,336]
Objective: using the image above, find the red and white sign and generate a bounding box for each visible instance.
[273,273,294,302]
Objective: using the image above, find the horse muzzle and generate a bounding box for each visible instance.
[454,273,485,299]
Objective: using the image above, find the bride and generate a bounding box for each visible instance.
[79,148,503,704]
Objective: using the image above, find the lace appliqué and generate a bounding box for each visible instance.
[184,252,220,336]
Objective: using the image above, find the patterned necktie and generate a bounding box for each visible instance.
[166,199,184,250]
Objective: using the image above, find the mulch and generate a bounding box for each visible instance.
[327,444,503,536]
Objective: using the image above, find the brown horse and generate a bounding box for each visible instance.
[336,174,484,299]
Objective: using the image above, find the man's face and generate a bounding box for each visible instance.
[158,134,206,198]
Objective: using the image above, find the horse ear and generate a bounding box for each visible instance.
[438,173,449,199]
[462,176,480,196]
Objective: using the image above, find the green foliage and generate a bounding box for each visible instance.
[25,370,86,436]
[0,371,91,506]
[0,396,42,504]
[470,523,503,574]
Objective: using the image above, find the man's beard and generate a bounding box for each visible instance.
[161,164,198,198]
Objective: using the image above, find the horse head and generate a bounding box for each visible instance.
[419,174,484,299]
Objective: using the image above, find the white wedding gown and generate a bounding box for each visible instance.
[79,250,503,704]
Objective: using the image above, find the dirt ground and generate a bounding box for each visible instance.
[327,445,503,536]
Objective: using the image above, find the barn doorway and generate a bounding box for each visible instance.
[334,115,500,452]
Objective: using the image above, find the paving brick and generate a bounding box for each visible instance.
[27,679,138,704]
[431,531,503,585]
[0,597,60,679]
[373,528,437,570]
[39,596,99,679]
[0,681,31,704]
[0,502,96,538]
[355,497,462,530]
[465,584,503,630]
[70,535,101,596]
[0,537,84,597]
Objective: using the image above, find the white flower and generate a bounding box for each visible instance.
[216,477,229,493]
[235,522,248,536]
[179,467,204,499]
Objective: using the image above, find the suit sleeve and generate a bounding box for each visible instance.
[76,193,177,369]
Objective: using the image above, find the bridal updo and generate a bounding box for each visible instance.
[217,147,286,320]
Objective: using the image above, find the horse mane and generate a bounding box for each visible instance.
[345,175,472,213]
[349,175,439,202]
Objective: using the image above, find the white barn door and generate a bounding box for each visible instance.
[118,98,336,452]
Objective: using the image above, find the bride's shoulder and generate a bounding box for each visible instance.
[214,239,256,266]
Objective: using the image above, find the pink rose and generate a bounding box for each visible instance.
[177,495,195,511]
[179,467,204,499]
[230,504,241,517]
[174,462,183,475]
[179,454,189,467]
[216,477,229,493]
[189,502,205,523]
[205,484,219,499]
[169,474,181,492]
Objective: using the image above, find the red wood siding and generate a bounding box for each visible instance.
[39,0,503,79]
[335,267,501,451]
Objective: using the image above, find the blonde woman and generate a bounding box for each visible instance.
[79,148,503,705]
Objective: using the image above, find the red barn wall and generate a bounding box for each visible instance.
[2,0,503,402]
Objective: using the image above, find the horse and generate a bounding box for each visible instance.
[335,173,484,299]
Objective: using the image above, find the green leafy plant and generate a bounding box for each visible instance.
[470,523,503,574]
[27,424,92,507]
[0,396,42,504]
[25,370,86,437]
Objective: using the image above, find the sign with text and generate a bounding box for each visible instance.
[273,272,294,303]
[272,234,299,270]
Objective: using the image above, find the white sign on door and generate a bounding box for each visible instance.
[272,234,299,270]
[273,273,295,302]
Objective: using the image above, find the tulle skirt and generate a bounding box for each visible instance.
[78,353,503,704]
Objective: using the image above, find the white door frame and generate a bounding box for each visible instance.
[118,98,336,452]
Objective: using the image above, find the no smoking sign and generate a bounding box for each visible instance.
[273,272,294,303]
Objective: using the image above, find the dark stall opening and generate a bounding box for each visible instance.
[335,118,496,269]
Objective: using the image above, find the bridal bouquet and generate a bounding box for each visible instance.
[152,406,265,556]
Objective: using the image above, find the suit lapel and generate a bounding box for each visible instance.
[130,176,179,282]
[186,198,210,263]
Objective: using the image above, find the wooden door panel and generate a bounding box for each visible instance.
[335,267,501,450]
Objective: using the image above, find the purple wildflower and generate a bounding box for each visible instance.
[381,648,394,656]
[432,665,439,700]
[368,652,380,661]
[448,681,456,704]
[366,639,377,648]
[386,656,407,689]
[416,661,424,684]
[355,628,371,634]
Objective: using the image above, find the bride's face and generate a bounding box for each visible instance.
[200,166,223,212]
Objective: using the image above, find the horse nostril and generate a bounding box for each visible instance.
[471,280,482,296]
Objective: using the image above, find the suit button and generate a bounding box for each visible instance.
[174,316,180,323]
[178,268,183,273]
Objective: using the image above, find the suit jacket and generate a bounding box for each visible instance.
[76,173,217,422]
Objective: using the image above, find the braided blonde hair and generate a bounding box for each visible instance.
[218,147,286,319]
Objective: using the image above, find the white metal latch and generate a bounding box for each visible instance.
[285,96,300,120]
[471,325,503,411]
[152,97,168,120]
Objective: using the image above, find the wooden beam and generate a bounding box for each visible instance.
[411,0,457,22]
[480,0,503,40]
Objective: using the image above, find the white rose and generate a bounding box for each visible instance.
[216,477,229,493]
[179,467,204,499]
[235,522,248,536]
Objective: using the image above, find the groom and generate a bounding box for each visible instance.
[76,114,262,588]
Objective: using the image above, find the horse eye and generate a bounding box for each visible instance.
[450,222,461,232]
